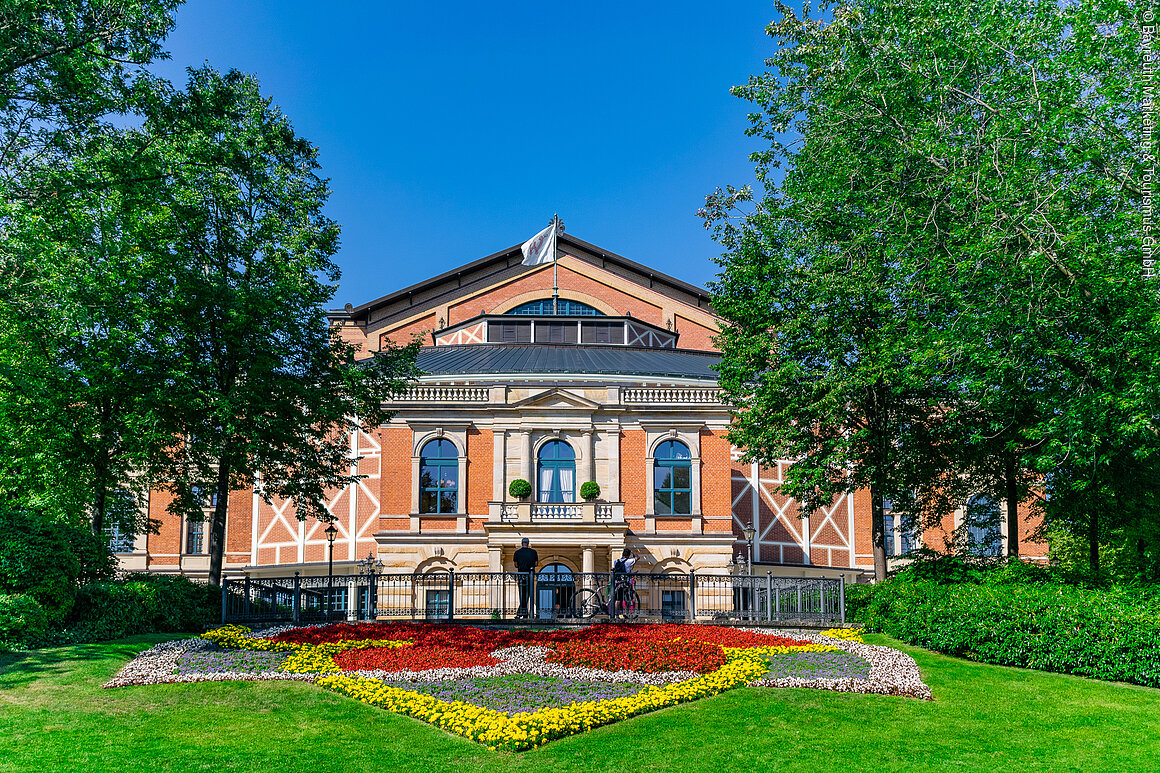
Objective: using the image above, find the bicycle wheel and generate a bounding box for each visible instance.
[622,588,641,620]
[574,588,604,619]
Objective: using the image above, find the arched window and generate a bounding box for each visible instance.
[419,439,458,514]
[537,440,575,502]
[654,440,692,515]
[507,299,605,316]
[965,495,1002,557]
[537,564,575,619]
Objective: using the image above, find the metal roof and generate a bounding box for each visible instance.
[413,345,721,381]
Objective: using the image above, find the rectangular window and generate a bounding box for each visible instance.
[106,522,135,553]
[883,513,896,558]
[661,590,686,620]
[487,321,531,343]
[192,486,218,507]
[426,589,450,620]
[581,321,624,344]
[534,322,578,344]
[186,519,204,554]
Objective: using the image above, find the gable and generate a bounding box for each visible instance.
[331,234,722,355]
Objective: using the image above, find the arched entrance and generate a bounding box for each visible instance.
[537,563,575,619]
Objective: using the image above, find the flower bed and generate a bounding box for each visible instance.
[106,622,931,749]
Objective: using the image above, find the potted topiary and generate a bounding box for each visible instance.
[580,481,600,501]
[508,478,532,500]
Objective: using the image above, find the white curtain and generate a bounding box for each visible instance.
[559,467,574,502]
[539,467,553,500]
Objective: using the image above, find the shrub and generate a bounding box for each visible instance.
[64,575,218,643]
[0,594,48,647]
[65,581,160,641]
[580,481,600,500]
[850,579,1160,688]
[508,479,532,499]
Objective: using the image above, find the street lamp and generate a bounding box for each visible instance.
[324,522,338,620]
[356,552,384,620]
[743,522,756,575]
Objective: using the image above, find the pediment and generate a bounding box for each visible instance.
[510,388,602,410]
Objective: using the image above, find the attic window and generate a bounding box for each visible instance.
[507,299,604,316]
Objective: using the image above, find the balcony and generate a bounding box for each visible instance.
[487,501,625,524]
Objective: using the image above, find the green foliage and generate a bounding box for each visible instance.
[0,593,48,647]
[703,0,1158,580]
[0,1,184,536]
[509,479,532,499]
[849,580,1160,688]
[64,574,216,643]
[579,481,600,500]
[0,505,114,625]
[145,67,419,585]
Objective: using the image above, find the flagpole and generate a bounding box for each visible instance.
[550,214,563,315]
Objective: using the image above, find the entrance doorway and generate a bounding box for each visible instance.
[537,563,576,619]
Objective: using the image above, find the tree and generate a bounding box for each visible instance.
[703,0,1156,578]
[149,67,419,586]
[0,1,182,537]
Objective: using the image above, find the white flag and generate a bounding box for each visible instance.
[521,223,557,266]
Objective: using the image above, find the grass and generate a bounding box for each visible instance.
[1,633,1158,772]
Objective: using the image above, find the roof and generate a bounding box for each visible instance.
[411,345,721,381]
[332,232,714,322]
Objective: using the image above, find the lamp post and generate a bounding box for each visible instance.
[743,522,756,575]
[324,522,338,620]
[356,552,384,620]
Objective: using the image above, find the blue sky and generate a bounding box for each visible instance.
[152,1,780,307]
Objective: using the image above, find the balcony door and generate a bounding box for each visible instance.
[537,440,575,503]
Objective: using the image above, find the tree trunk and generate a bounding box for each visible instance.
[91,453,108,537]
[871,488,887,581]
[207,455,232,587]
[868,379,889,582]
[1005,450,1019,558]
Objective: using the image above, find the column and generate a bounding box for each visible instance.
[581,429,595,485]
[520,430,533,491]
[582,547,595,589]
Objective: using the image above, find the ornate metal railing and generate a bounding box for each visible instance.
[221,571,845,625]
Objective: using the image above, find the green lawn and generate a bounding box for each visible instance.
[1,633,1157,773]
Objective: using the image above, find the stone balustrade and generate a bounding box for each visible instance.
[620,387,722,404]
[488,501,625,524]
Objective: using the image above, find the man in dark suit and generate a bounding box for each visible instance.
[514,537,538,618]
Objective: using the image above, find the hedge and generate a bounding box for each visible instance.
[62,574,219,644]
[848,580,1160,688]
[0,594,48,649]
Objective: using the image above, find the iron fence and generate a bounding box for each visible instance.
[221,571,845,625]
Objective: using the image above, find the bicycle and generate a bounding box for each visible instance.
[573,576,640,620]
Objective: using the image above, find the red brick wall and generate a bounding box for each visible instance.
[620,430,646,515]
[467,427,492,515]
[147,489,180,566]
[380,427,412,517]
[378,313,437,350]
[331,321,370,359]
[701,430,734,533]
[224,487,252,565]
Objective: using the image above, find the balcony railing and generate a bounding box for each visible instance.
[489,501,625,523]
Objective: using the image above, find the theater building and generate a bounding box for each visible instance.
[117,230,1046,584]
